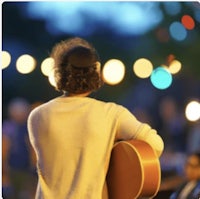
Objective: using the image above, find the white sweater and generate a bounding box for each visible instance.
[28,96,164,199]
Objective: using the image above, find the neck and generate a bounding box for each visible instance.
[63,92,91,97]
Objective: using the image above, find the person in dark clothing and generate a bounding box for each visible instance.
[170,152,200,199]
[2,98,37,199]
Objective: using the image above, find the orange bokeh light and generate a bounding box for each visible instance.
[181,15,195,30]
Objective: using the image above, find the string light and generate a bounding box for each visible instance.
[185,100,200,122]
[41,57,55,76]
[16,54,36,74]
[168,60,182,74]
[2,51,11,69]
[102,59,125,85]
[48,69,57,87]
[133,58,153,78]
[4,52,183,91]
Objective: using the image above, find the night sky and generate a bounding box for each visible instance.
[2,2,200,121]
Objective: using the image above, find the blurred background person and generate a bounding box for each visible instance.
[158,96,187,153]
[2,131,12,198]
[187,120,200,154]
[170,152,200,199]
[2,98,37,199]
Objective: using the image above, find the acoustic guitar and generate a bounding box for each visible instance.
[106,140,161,199]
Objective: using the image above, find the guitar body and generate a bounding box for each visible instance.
[106,140,161,199]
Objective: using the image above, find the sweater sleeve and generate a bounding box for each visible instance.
[115,107,164,157]
[27,106,42,152]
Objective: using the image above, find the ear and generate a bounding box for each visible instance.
[95,61,101,72]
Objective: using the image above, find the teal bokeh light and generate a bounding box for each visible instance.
[150,67,173,89]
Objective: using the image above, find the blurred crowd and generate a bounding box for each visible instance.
[2,96,200,199]
[2,98,37,199]
[132,95,200,198]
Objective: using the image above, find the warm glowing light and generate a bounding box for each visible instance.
[150,67,172,90]
[181,15,195,30]
[156,28,170,43]
[16,54,36,74]
[48,69,57,87]
[102,59,125,85]
[41,57,55,76]
[168,60,182,74]
[167,54,175,64]
[185,101,200,122]
[2,51,11,69]
[133,58,153,78]
[169,21,187,41]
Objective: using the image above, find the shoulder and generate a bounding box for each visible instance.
[28,100,51,121]
[170,182,187,199]
[90,97,124,108]
[92,98,128,113]
[188,181,200,199]
[194,181,200,192]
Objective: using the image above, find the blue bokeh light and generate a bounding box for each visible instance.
[163,2,182,16]
[169,21,187,41]
[150,67,173,90]
[194,10,200,23]
[25,2,163,36]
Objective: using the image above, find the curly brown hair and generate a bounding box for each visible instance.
[51,37,103,94]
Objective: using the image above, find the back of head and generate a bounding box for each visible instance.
[185,151,200,181]
[51,37,103,94]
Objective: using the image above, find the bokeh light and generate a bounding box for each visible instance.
[156,27,170,43]
[48,69,57,87]
[168,60,182,74]
[26,2,163,36]
[167,54,176,64]
[41,57,55,76]
[150,67,172,89]
[163,2,181,16]
[102,59,125,85]
[185,100,200,122]
[16,54,36,74]
[194,9,200,23]
[133,58,153,78]
[169,21,187,41]
[181,15,195,30]
[2,51,11,69]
